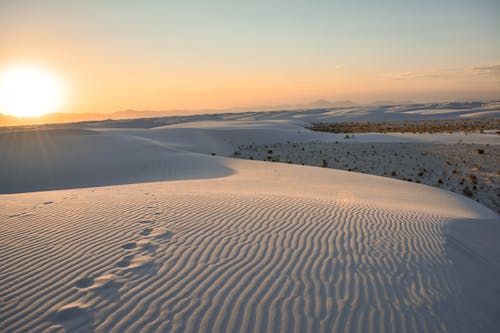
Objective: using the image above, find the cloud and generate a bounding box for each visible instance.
[389,70,449,80]
[472,64,500,77]
[387,63,500,80]
[388,71,441,80]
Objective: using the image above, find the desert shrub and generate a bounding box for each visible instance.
[477,149,485,154]
[437,179,443,184]
[463,186,473,197]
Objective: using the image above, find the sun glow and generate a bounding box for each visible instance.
[0,64,65,117]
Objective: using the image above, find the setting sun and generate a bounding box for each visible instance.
[0,64,65,117]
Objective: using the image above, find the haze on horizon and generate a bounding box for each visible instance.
[1,0,499,117]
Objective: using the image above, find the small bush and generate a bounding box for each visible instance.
[477,149,485,154]
[462,186,473,197]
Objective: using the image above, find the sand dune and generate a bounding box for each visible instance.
[0,129,232,193]
[0,104,499,332]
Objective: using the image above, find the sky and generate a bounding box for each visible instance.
[1,0,499,115]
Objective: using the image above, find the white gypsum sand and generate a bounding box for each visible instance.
[0,102,499,332]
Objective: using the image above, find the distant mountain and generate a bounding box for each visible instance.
[369,100,416,106]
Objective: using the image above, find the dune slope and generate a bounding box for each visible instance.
[0,159,498,332]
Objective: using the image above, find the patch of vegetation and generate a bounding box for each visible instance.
[462,186,473,197]
[308,118,500,134]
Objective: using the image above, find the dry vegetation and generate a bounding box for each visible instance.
[309,118,500,134]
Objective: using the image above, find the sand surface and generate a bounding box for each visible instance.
[1,102,499,332]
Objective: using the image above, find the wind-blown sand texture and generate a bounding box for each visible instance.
[1,102,499,332]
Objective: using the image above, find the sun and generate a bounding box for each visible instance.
[0,64,65,117]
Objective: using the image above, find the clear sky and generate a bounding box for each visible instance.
[1,0,499,114]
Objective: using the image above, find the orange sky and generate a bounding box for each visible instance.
[1,1,499,115]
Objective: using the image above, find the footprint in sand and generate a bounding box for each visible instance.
[115,255,133,268]
[74,277,94,289]
[140,227,174,239]
[150,227,174,239]
[137,239,157,250]
[75,274,118,290]
[141,228,153,236]
[115,254,153,270]
[122,242,137,250]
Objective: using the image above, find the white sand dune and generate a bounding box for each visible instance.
[0,129,233,193]
[0,104,499,332]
